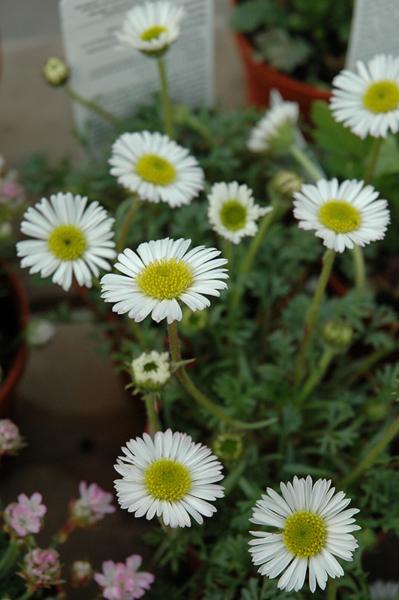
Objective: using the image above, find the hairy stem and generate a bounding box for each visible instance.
[65,85,120,127]
[352,245,366,290]
[290,145,324,182]
[157,58,174,138]
[144,393,160,435]
[116,197,141,253]
[298,347,335,404]
[364,136,383,183]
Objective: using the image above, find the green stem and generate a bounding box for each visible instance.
[352,245,366,290]
[349,343,399,385]
[222,239,233,269]
[116,197,141,252]
[167,322,276,431]
[297,347,335,405]
[364,136,384,183]
[290,145,324,183]
[0,541,19,577]
[294,249,336,385]
[157,58,174,138]
[65,85,120,127]
[340,414,399,488]
[144,393,160,435]
[17,591,34,600]
[327,579,337,600]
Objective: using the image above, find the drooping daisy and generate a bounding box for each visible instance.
[131,350,171,392]
[100,238,228,324]
[249,476,360,593]
[248,101,299,154]
[17,193,116,291]
[116,1,184,56]
[114,429,224,528]
[331,54,399,138]
[207,182,272,244]
[110,132,204,207]
[370,581,399,600]
[293,178,390,253]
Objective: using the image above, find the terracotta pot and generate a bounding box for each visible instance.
[0,263,29,414]
[231,0,331,117]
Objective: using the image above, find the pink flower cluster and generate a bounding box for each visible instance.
[4,493,47,537]
[0,419,25,456]
[70,481,115,526]
[21,547,61,590]
[95,555,154,600]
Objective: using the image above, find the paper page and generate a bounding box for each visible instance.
[347,0,399,68]
[59,0,214,146]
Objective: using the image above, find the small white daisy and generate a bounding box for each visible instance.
[249,476,360,593]
[331,54,399,138]
[370,581,399,600]
[114,429,224,528]
[131,350,171,391]
[248,101,299,154]
[116,1,184,55]
[17,193,116,291]
[110,132,204,207]
[207,182,272,244]
[100,237,228,324]
[293,178,390,253]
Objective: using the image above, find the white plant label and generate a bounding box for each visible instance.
[59,0,214,145]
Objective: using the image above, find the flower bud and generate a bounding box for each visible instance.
[213,433,243,463]
[0,419,25,457]
[43,57,69,87]
[131,351,171,393]
[70,560,93,588]
[322,319,353,350]
[270,170,303,199]
[20,548,62,591]
[180,309,208,334]
[365,401,389,422]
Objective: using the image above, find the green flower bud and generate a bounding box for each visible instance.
[365,401,389,422]
[322,319,353,350]
[43,57,70,87]
[213,433,243,463]
[270,170,303,199]
[180,308,208,334]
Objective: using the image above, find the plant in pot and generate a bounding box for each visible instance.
[0,157,29,413]
[4,2,399,598]
[230,0,354,115]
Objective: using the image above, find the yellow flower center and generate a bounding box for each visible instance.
[135,154,176,186]
[319,200,361,233]
[283,511,327,558]
[140,25,167,42]
[137,258,193,300]
[219,200,247,232]
[363,80,399,113]
[144,458,191,501]
[47,225,87,261]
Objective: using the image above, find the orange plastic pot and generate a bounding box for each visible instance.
[231,0,331,117]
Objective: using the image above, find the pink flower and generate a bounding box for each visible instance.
[0,173,25,206]
[4,493,47,538]
[70,482,115,526]
[20,547,62,591]
[95,555,154,600]
[0,419,25,456]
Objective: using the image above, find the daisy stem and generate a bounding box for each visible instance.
[157,58,174,138]
[290,145,324,183]
[364,136,384,183]
[65,85,121,127]
[327,580,337,600]
[297,347,335,404]
[352,245,366,290]
[340,413,399,488]
[116,197,141,252]
[294,249,336,385]
[143,393,160,435]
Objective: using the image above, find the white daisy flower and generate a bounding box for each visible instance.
[131,350,171,391]
[17,193,116,291]
[370,581,399,600]
[207,182,272,244]
[116,1,184,55]
[331,54,399,138]
[249,476,360,593]
[110,132,204,207]
[248,102,299,154]
[100,237,228,324]
[114,429,224,528]
[293,178,390,253]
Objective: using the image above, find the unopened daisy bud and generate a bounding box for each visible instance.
[70,560,93,588]
[365,401,389,422]
[70,482,115,527]
[322,319,353,350]
[248,102,299,156]
[213,433,243,463]
[181,308,208,334]
[27,318,55,348]
[43,57,69,87]
[20,548,62,592]
[131,351,171,392]
[270,170,303,199]
[4,493,47,538]
[116,1,185,58]
[0,419,25,456]
[370,580,399,599]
